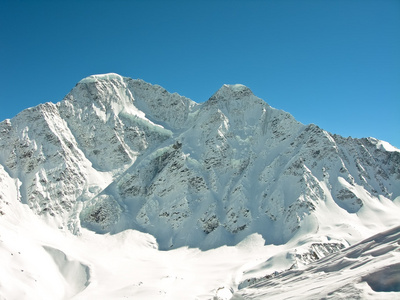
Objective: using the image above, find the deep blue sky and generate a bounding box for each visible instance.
[1,0,399,148]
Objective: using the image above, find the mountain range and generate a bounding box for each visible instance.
[0,73,399,299]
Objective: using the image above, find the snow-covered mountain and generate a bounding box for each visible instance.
[0,73,399,299]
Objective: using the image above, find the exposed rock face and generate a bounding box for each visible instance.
[0,73,399,249]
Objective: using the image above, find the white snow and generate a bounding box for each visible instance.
[223,84,248,91]
[78,73,124,84]
[1,195,399,299]
[233,225,400,299]
[0,199,282,299]
[376,139,400,152]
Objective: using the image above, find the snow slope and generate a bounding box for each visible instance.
[0,187,399,299]
[0,73,399,299]
[233,225,400,299]
[0,187,296,299]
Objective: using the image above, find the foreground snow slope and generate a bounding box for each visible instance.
[0,73,399,299]
[233,225,400,299]
[1,187,399,300]
[0,189,293,299]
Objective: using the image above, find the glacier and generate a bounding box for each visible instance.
[0,73,399,299]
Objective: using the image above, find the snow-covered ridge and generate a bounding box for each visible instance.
[368,137,400,153]
[213,83,254,97]
[78,73,124,83]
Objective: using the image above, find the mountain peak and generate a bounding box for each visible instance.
[212,83,254,99]
[78,73,125,84]
[205,83,267,112]
[222,83,250,91]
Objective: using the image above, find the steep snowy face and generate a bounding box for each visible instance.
[127,79,199,130]
[0,74,195,230]
[0,103,90,222]
[79,82,315,248]
[57,74,198,173]
[59,75,166,172]
[1,73,400,251]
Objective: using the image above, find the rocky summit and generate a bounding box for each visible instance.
[1,73,399,251]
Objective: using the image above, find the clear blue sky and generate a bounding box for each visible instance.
[1,0,399,148]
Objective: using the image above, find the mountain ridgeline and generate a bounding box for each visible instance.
[1,73,399,250]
